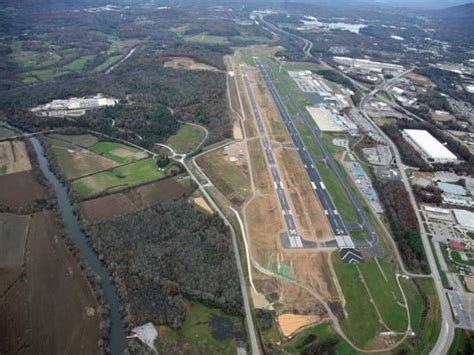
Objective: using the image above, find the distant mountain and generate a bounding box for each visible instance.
[374,0,473,9]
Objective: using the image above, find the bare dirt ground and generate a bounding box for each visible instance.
[275,149,333,243]
[464,277,474,293]
[163,57,221,72]
[277,314,322,338]
[406,72,431,85]
[80,175,191,222]
[0,171,47,208]
[0,140,32,175]
[111,147,138,158]
[233,121,243,140]
[430,110,454,122]
[25,211,101,354]
[248,69,289,143]
[192,197,213,214]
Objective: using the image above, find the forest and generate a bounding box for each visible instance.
[374,179,429,273]
[83,199,243,329]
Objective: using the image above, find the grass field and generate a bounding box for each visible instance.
[48,134,98,148]
[47,137,118,179]
[72,158,168,197]
[316,162,357,224]
[196,146,251,206]
[358,259,407,332]
[28,55,95,81]
[399,278,441,354]
[332,255,382,348]
[90,141,145,164]
[448,329,474,355]
[93,55,123,72]
[451,251,474,267]
[157,302,244,354]
[165,124,206,154]
[184,32,229,44]
[295,122,321,158]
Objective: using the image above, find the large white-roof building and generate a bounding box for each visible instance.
[403,129,458,163]
[453,209,474,231]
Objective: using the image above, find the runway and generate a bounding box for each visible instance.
[253,57,355,249]
[241,65,303,248]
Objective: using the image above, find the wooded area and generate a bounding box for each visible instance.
[83,200,243,328]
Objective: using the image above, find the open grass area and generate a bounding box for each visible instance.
[332,254,381,348]
[90,141,145,164]
[47,137,118,179]
[448,329,474,355]
[93,55,123,72]
[451,251,474,267]
[49,134,98,148]
[196,146,251,206]
[316,162,357,224]
[184,32,229,44]
[72,158,169,197]
[295,122,321,158]
[399,278,441,354]
[27,54,95,81]
[157,302,244,354]
[165,124,206,154]
[280,323,356,354]
[359,259,407,332]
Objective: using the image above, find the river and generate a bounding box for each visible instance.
[28,136,127,354]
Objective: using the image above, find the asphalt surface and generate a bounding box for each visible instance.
[241,65,303,248]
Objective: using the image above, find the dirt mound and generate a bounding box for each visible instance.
[277,313,322,338]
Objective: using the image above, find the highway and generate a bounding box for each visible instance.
[253,57,357,250]
[241,65,303,248]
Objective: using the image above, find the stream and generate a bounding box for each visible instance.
[28,135,127,354]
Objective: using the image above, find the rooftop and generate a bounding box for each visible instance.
[403,129,458,161]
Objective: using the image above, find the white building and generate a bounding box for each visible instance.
[453,209,474,231]
[403,129,458,163]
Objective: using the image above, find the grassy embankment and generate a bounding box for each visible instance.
[166,124,206,154]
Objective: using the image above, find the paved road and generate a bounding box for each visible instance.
[241,65,303,248]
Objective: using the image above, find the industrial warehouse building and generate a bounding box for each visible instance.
[402,129,458,163]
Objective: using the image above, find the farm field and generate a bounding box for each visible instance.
[0,171,47,208]
[157,302,245,354]
[0,213,30,295]
[165,124,206,154]
[47,136,118,179]
[72,158,170,197]
[90,141,146,164]
[196,142,251,206]
[25,211,101,354]
[0,140,32,175]
[79,175,193,221]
